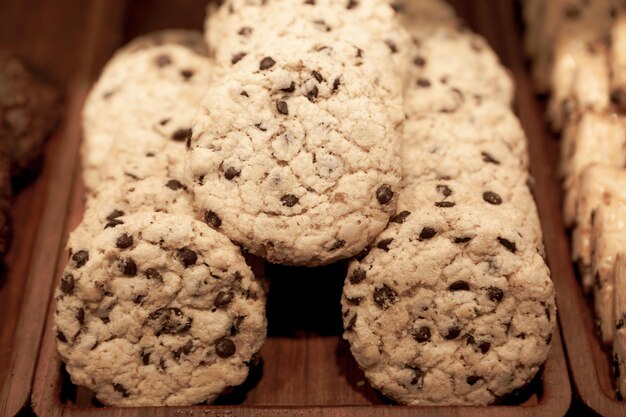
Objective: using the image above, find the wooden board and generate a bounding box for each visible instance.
[4,1,573,416]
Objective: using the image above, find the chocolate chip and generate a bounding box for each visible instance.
[350,268,366,284]
[445,326,461,340]
[304,0,316,4]
[106,210,124,221]
[172,128,192,142]
[113,384,130,397]
[377,238,393,251]
[72,250,89,268]
[435,201,456,208]
[60,274,75,294]
[497,237,517,253]
[231,52,246,64]
[390,2,404,12]
[215,291,234,307]
[56,330,68,342]
[346,313,357,330]
[238,26,252,36]
[312,70,324,82]
[417,78,431,87]
[347,0,358,9]
[384,39,398,53]
[373,284,397,309]
[466,375,480,385]
[278,194,298,207]
[611,90,626,112]
[119,258,137,277]
[105,219,124,229]
[205,211,222,228]
[306,85,319,102]
[141,351,151,365]
[436,184,452,197]
[230,315,246,336]
[413,56,426,67]
[216,337,236,358]
[177,247,197,268]
[76,308,85,325]
[329,240,345,251]
[486,286,504,302]
[133,295,145,304]
[149,307,192,335]
[483,191,502,205]
[410,367,424,388]
[145,268,163,281]
[224,167,241,180]
[481,152,500,164]
[116,233,133,249]
[391,211,411,223]
[376,184,394,205]
[418,227,436,241]
[412,326,431,343]
[155,54,172,67]
[356,47,363,58]
[332,77,340,92]
[174,339,194,360]
[449,281,469,291]
[479,341,491,354]
[241,91,249,97]
[281,81,296,93]
[346,296,363,306]
[166,179,186,190]
[180,69,194,80]
[259,56,276,70]
[454,236,472,243]
[276,100,289,115]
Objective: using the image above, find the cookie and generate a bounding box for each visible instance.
[611,13,626,112]
[591,202,626,346]
[572,164,626,292]
[560,113,626,228]
[81,30,211,192]
[205,0,411,127]
[55,212,267,406]
[612,252,626,397]
[341,181,555,405]
[188,38,402,266]
[0,51,61,183]
[548,32,610,131]
[403,25,514,119]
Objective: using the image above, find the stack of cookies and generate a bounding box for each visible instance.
[523,0,626,398]
[342,0,554,405]
[54,0,555,407]
[0,52,61,260]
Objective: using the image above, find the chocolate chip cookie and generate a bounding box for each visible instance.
[55,212,267,406]
[188,37,402,266]
[342,184,555,405]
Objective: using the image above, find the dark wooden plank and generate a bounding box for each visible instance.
[0,1,128,416]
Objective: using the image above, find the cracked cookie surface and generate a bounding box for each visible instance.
[82,30,212,192]
[342,181,555,405]
[55,212,267,406]
[188,38,401,266]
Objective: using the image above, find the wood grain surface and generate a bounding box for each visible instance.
[2,1,576,416]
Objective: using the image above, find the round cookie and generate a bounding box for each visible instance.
[81,30,212,192]
[187,39,402,266]
[342,184,555,405]
[55,212,267,406]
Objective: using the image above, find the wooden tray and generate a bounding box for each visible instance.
[4,0,572,416]
[508,2,626,416]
